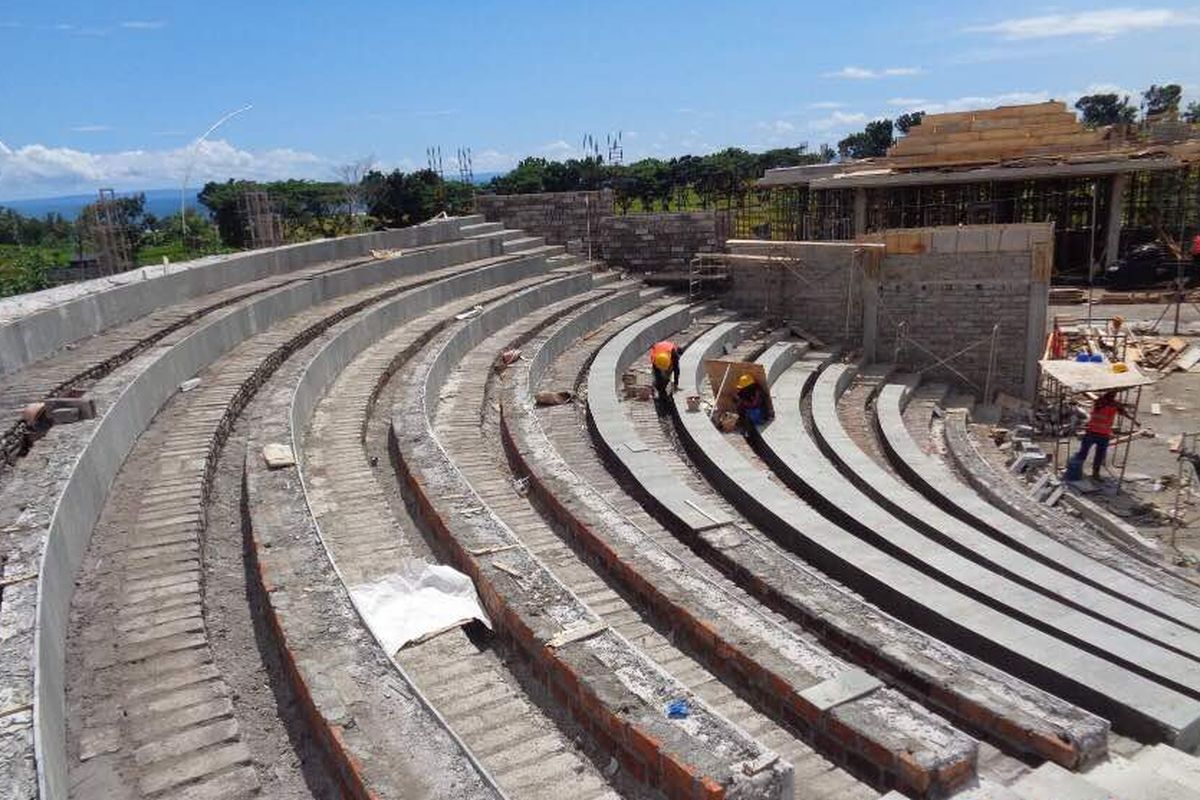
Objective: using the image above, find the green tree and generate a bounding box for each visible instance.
[1074,93,1136,127]
[1143,84,1183,117]
[837,119,894,159]
[1185,101,1200,124]
[0,247,54,296]
[895,111,925,135]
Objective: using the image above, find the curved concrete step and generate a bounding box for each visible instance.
[673,324,1200,750]
[938,408,1200,607]
[388,285,792,798]
[590,312,1109,770]
[875,382,1200,636]
[810,364,1200,664]
[498,294,892,797]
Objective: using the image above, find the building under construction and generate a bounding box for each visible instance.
[754,101,1200,276]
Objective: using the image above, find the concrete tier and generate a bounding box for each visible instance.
[736,338,1200,748]
[586,309,1110,769]
[388,285,792,799]
[875,381,1200,635]
[242,260,572,798]
[501,294,973,795]
[809,363,1200,663]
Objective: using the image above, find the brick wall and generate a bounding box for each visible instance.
[877,252,1033,396]
[724,240,874,345]
[475,190,613,247]
[598,212,719,272]
[723,225,1052,399]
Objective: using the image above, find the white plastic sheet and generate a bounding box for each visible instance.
[350,561,491,654]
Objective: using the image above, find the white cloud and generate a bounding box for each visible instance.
[757,120,796,135]
[469,148,517,172]
[808,101,845,109]
[887,97,929,107]
[967,7,1199,40]
[0,138,325,200]
[809,111,870,131]
[825,66,922,79]
[120,20,166,30]
[541,139,577,158]
[71,124,113,133]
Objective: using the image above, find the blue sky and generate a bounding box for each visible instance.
[1,1,1197,200]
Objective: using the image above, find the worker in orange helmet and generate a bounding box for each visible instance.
[1076,390,1133,481]
[649,340,682,402]
[735,373,770,428]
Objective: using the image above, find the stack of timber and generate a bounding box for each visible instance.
[886,101,1113,168]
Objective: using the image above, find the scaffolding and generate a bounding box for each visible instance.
[238,191,283,249]
[1035,358,1151,485]
[88,188,132,275]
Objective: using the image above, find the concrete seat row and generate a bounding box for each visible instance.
[738,341,1200,749]
[240,253,591,798]
[385,282,791,799]
[513,302,987,796]
[934,402,1200,607]
[6,218,533,799]
[873,381,1200,633]
[593,311,1109,770]
[809,363,1200,657]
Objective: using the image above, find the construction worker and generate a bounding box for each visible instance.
[735,374,770,428]
[650,340,681,402]
[1076,390,1133,481]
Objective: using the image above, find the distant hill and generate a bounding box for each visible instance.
[0,188,203,221]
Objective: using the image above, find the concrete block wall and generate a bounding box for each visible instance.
[877,252,1033,397]
[597,212,719,273]
[723,224,1052,399]
[475,190,613,247]
[475,192,719,273]
[724,240,870,344]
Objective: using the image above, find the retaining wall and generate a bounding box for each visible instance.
[476,192,719,272]
[598,212,719,272]
[475,190,612,248]
[0,217,473,378]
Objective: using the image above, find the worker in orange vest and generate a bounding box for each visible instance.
[649,340,681,402]
[1076,390,1133,480]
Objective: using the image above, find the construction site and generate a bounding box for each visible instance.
[4,100,1200,800]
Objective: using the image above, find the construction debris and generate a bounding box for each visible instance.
[534,390,573,406]
[261,443,296,469]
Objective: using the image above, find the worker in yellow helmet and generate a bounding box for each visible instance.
[649,340,682,402]
[735,373,769,428]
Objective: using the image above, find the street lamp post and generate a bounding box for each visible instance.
[180,104,253,250]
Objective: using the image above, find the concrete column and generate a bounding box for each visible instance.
[860,247,880,362]
[1104,172,1128,268]
[853,188,867,238]
[1023,239,1053,400]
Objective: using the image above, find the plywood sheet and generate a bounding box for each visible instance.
[703,359,771,416]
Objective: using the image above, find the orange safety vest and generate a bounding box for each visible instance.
[650,341,677,367]
[1086,401,1118,438]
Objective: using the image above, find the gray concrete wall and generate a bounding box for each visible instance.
[723,225,1053,399]
[0,216,477,378]
[475,190,612,248]
[724,240,870,345]
[598,212,718,273]
[32,236,496,800]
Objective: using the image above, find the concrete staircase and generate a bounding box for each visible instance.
[882,745,1200,798]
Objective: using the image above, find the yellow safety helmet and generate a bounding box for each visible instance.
[653,351,672,370]
[1111,362,1129,373]
[736,374,755,390]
